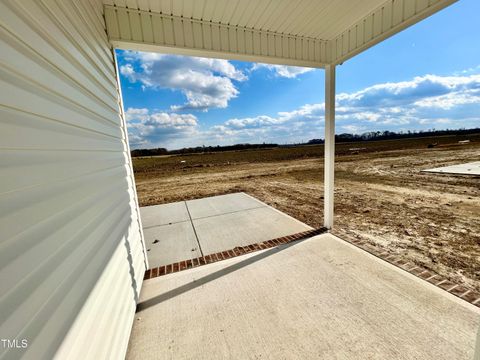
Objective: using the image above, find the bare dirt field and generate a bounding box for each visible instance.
[132,134,480,293]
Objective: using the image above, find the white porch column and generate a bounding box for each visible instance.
[324,64,336,229]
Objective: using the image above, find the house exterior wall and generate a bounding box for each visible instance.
[0,1,146,359]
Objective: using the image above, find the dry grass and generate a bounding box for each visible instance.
[133,135,480,293]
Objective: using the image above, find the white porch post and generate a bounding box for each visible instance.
[324,64,335,229]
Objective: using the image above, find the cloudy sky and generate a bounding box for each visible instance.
[117,0,480,150]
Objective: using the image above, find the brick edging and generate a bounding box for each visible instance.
[332,229,480,308]
[144,228,327,280]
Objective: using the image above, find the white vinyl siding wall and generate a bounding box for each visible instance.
[0,0,146,359]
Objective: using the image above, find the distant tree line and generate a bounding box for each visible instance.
[131,128,479,157]
[306,127,480,144]
[130,148,169,157]
[131,143,278,157]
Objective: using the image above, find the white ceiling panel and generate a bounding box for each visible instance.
[103,0,457,66]
[104,0,390,40]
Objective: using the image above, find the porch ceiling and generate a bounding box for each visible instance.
[103,0,456,67]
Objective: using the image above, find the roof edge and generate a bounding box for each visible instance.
[330,0,458,65]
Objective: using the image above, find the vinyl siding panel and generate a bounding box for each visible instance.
[0,0,146,359]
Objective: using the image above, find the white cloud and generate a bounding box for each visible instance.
[414,91,480,109]
[335,74,480,110]
[340,124,367,134]
[455,64,480,76]
[120,52,246,111]
[126,107,198,147]
[126,71,480,149]
[120,63,136,81]
[202,104,325,145]
[251,63,316,78]
[124,107,149,121]
[225,115,284,129]
[204,73,480,144]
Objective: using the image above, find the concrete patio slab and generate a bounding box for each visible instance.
[194,206,311,255]
[186,192,264,219]
[128,234,480,360]
[140,201,190,228]
[143,222,201,267]
[422,161,480,176]
[141,193,312,268]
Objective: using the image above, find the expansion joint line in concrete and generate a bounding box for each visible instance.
[142,205,266,230]
[184,201,204,257]
[190,205,266,222]
[144,228,327,280]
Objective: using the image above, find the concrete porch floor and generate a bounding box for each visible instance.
[128,233,480,359]
[140,193,312,268]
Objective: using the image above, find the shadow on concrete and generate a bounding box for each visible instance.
[136,237,313,312]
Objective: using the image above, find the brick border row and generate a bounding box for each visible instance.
[333,229,480,308]
[144,228,327,280]
[143,226,480,308]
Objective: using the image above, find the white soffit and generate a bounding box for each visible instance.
[103,0,457,67]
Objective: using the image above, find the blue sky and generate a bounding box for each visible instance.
[117,0,480,150]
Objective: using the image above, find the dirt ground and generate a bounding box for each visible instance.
[133,135,480,293]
